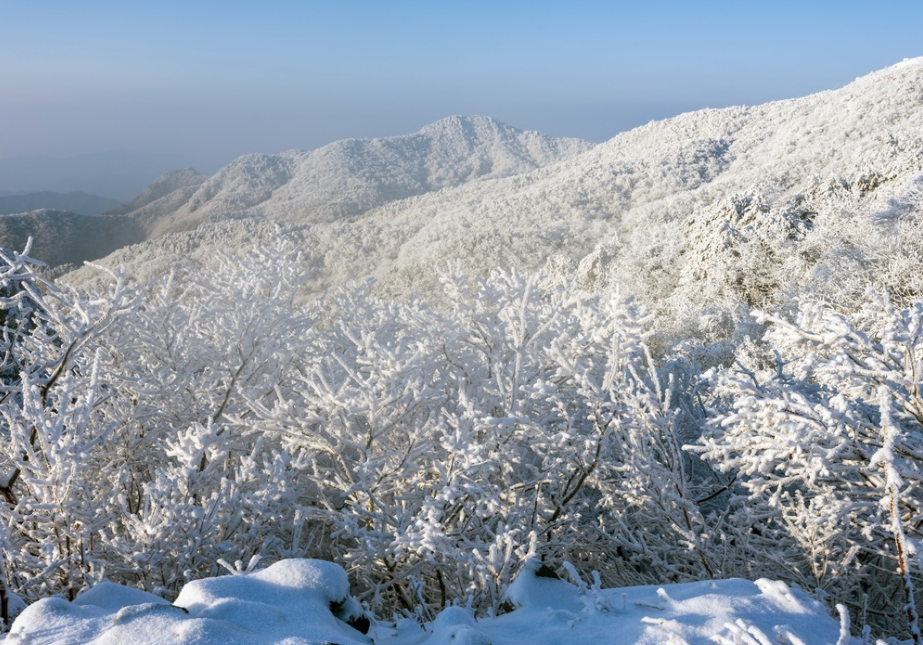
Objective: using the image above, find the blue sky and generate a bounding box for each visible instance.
[2,0,921,171]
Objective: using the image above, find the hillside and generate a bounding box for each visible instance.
[1,119,587,273]
[0,209,143,271]
[68,59,923,347]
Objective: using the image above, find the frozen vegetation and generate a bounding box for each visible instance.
[1,58,923,643]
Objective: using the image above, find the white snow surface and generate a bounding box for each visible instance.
[2,559,848,645]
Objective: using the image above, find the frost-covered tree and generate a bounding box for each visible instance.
[0,241,46,627]
[77,241,317,595]
[241,269,717,615]
[0,241,43,387]
[22,235,909,630]
[0,250,140,601]
[0,239,318,601]
[696,295,923,639]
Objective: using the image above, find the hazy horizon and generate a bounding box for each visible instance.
[2,0,922,194]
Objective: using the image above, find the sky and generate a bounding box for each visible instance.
[2,0,922,177]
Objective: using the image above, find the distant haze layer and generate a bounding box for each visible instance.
[0,191,122,216]
[3,2,921,194]
[0,151,209,201]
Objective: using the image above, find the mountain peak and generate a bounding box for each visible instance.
[123,115,593,238]
[418,115,515,135]
[890,56,923,70]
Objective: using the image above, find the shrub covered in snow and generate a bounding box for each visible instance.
[0,240,717,618]
[697,295,923,639]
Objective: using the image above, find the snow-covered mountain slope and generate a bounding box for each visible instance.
[68,59,923,343]
[361,58,923,301]
[125,116,592,238]
[108,168,206,223]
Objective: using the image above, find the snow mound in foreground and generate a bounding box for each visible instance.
[3,559,849,645]
[4,559,370,645]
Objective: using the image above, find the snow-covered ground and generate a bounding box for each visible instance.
[2,559,849,645]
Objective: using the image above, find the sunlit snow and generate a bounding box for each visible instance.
[3,559,845,645]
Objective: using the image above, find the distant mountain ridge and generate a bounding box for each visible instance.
[2,117,589,272]
[129,116,593,238]
[0,150,205,201]
[0,191,123,216]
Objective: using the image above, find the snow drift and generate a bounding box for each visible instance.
[3,559,846,645]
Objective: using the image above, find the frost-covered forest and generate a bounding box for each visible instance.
[5,227,923,641]
[2,59,923,643]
